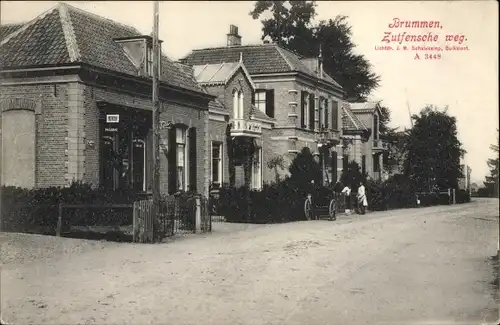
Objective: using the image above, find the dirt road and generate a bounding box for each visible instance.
[1,199,498,325]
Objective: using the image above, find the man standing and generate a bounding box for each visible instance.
[357,181,368,215]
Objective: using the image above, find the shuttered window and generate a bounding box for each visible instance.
[331,151,338,183]
[265,89,275,118]
[189,127,197,192]
[309,94,315,130]
[362,155,366,175]
[301,91,308,128]
[324,99,329,129]
[168,126,177,194]
[332,101,339,130]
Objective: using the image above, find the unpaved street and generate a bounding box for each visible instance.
[1,199,499,325]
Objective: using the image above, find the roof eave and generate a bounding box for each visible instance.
[81,63,215,102]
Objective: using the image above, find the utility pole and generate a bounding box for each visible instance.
[151,0,160,243]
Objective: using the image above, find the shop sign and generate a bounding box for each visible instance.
[105,127,118,132]
[106,114,120,123]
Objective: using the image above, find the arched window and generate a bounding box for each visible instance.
[233,90,239,119]
[238,91,244,119]
[1,109,36,188]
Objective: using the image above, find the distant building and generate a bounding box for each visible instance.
[340,102,389,181]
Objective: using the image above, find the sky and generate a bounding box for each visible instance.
[1,1,498,183]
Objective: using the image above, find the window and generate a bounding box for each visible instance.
[331,101,339,130]
[252,147,262,190]
[361,155,366,175]
[255,90,266,113]
[342,154,349,171]
[238,91,244,119]
[373,155,381,173]
[1,110,36,188]
[211,142,223,185]
[331,151,338,183]
[176,128,187,191]
[233,90,239,119]
[324,99,329,129]
[318,97,323,130]
[373,114,379,140]
[146,45,153,77]
[301,91,308,128]
[309,94,315,130]
[132,139,147,192]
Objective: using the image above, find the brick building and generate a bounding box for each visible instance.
[0,3,214,197]
[341,102,388,181]
[181,25,345,187]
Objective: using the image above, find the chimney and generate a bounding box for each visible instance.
[318,44,323,79]
[227,25,242,46]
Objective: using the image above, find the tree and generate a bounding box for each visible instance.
[267,155,285,184]
[340,160,367,191]
[250,1,380,101]
[403,105,465,192]
[484,129,499,197]
[289,147,321,187]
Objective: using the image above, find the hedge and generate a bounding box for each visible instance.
[217,179,311,223]
[1,181,141,234]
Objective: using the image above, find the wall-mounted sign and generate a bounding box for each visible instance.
[105,128,118,132]
[106,114,120,123]
[159,120,174,130]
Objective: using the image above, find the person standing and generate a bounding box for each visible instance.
[341,184,352,214]
[357,181,368,215]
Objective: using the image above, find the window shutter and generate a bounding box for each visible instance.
[301,91,306,128]
[189,127,197,192]
[251,91,255,105]
[332,101,338,130]
[309,95,315,130]
[168,126,177,194]
[265,89,275,118]
[362,155,366,175]
[342,154,348,171]
[324,99,329,129]
[331,151,338,183]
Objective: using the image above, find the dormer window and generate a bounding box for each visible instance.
[146,46,153,76]
[114,35,162,78]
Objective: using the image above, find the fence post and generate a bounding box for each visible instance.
[132,201,137,242]
[452,189,456,204]
[195,196,201,233]
[447,188,451,204]
[56,203,63,237]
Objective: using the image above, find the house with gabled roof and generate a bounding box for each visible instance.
[181,25,345,185]
[191,56,275,189]
[341,102,389,181]
[0,3,214,197]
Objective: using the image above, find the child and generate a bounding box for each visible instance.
[341,184,351,214]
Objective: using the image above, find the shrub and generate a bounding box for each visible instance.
[366,174,417,211]
[456,189,471,203]
[1,181,141,234]
[219,178,309,224]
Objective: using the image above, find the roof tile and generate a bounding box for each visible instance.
[181,44,343,89]
[0,3,205,94]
